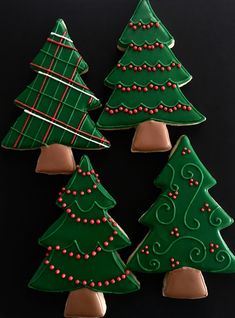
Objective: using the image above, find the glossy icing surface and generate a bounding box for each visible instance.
[128,136,235,273]
[2,19,110,150]
[97,0,205,129]
[29,156,140,293]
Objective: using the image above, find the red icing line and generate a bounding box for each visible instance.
[70,113,87,145]
[129,42,164,52]
[30,60,90,91]
[117,62,181,72]
[15,100,110,144]
[13,31,68,148]
[105,104,192,115]
[44,260,131,288]
[47,38,78,51]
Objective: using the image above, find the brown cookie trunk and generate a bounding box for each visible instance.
[36,144,76,175]
[64,288,107,318]
[131,121,172,153]
[162,267,208,299]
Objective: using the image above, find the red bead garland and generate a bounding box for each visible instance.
[116,82,177,93]
[129,42,164,51]
[105,103,192,116]
[129,21,160,30]
[44,259,131,288]
[116,62,181,72]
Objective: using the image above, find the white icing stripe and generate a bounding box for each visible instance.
[38,71,99,101]
[50,32,73,43]
[24,110,109,148]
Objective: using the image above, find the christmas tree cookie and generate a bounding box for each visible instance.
[2,19,110,175]
[127,135,235,299]
[97,0,205,152]
[29,155,140,317]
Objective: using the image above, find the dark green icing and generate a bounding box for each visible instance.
[2,19,110,150]
[29,156,140,293]
[127,136,235,273]
[97,0,206,130]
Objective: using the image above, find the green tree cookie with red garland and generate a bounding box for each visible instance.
[97,0,205,152]
[29,155,140,317]
[127,135,235,299]
[2,19,110,175]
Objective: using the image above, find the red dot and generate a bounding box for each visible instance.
[182,106,187,110]
[177,64,182,68]
[137,87,142,91]
[147,45,152,50]
[154,86,159,90]
[109,236,114,241]
[90,219,95,225]
[55,269,60,274]
[83,219,88,224]
[76,254,81,260]
[129,64,133,69]
[47,246,52,251]
[117,63,121,68]
[154,108,159,113]
[155,42,159,47]
[172,84,177,89]
[155,22,160,27]
[161,67,165,72]
[117,84,122,89]
[172,195,177,199]
[133,25,137,30]
[58,197,63,202]
[208,208,212,212]
[125,270,131,275]
[133,46,138,51]
[194,181,199,186]
[121,274,126,279]
[201,208,205,212]
[71,214,76,218]
[98,282,102,287]
[145,251,150,255]
[55,245,60,250]
[82,280,87,286]
[66,189,71,194]
[102,217,107,222]
[62,249,67,254]
[133,67,138,72]
[122,87,126,92]
[150,22,154,26]
[76,217,81,223]
[129,43,134,48]
[176,261,180,265]
[161,86,166,91]
[68,276,73,281]
[210,243,214,247]
[110,279,116,284]
[129,22,133,27]
[87,189,92,194]
[158,104,163,109]
[143,87,148,92]
[119,107,124,112]
[167,82,172,87]
[172,62,176,67]
[96,219,101,224]
[62,203,67,208]
[78,169,82,174]
[113,222,118,227]
[69,252,74,257]
[113,230,118,235]
[210,249,214,253]
[75,280,80,285]
[122,66,127,71]
[170,258,175,262]
[177,104,182,109]
[91,251,97,257]
[175,233,180,237]
[49,265,55,270]
[167,66,172,71]
[138,67,142,71]
[160,43,164,48]
[143,64,147,68]
[171,264,176,268]
[84,254,89,260]
[126,87,131,92]
[149,110,154,115]
[148,67,152,72]
[170,231,174,235]
[90,282,95,287]
[104,241,109,246]
[215,244,219,249]
[96,247,102,252]
[116,276,122,282]
[44,260,49,265]
[133,109,138,114]
[182,151,186,155]
[157,63,161,68]
[168,192,173,197]
[62,187,66,192]
[144,108,149,112]
[82,172,86,177]
[104,281,110,286]
[129,110,133,115]
[61,274,66,279]
[164,107,168,112]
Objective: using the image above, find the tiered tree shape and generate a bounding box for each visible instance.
[2,19,110,174]
[127,135,235,299]
[29,155,140,317]
[97,0,205,152]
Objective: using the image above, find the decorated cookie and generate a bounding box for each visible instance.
[97,0,206,152]
[127,135,235,299]
[29,155,140,317]
[1,19,110,175]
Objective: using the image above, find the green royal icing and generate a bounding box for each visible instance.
[127,136,235,274]
[29,155,140,293]
[2,19,110,150]
[97,0,206,129]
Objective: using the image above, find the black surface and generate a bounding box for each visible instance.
[1,0,235,317]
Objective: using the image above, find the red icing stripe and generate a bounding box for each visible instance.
[47,38,78,51]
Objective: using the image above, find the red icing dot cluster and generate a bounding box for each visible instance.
[181,147,191,155]
[168,191,179,200]
[188,178,199,187]
[116,62,181,73]
[141,245,150,255]
[46,230,118,262]
[209,243,219,253]
[105,104,192,116]
[200,203,212,213]
[170,257,180,268]
[44,260,131,288]
[129,21,160,30]
[129,42,164,51]
[116,82,177,93]
[170,227,180,237]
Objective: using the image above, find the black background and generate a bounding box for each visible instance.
[1,0,235,317]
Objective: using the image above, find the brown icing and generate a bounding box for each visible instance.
[162,267,208,299]
[36,144,76,175]
[131,120,172,153]
[64,288,107,318]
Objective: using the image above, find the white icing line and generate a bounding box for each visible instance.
[24,110,109,148]
[38,71,99,101]
[50,32,73,43]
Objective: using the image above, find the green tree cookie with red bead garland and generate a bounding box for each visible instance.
[29,155,140,317]
[2,19,110,175]
[127,135,235,299]
[97,0,205,152]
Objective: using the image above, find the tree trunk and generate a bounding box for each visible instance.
[64,288,107,318]
[36,144,76,175]
[131,121,172,153]
[162,267,208,299]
